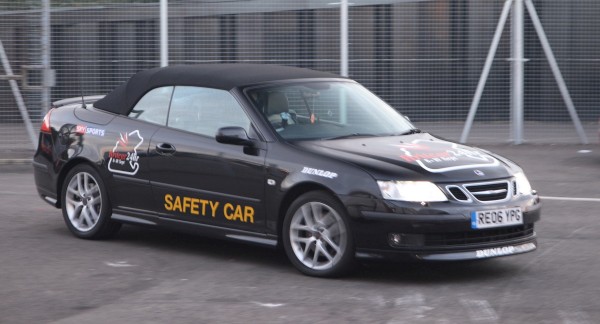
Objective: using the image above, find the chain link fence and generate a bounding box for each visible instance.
[0,1,43,159]
[1,0,598,160]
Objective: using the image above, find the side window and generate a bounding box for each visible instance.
[128,86,173,125]
[168,86,251,138]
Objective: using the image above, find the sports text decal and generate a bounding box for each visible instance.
[75,124,105,137]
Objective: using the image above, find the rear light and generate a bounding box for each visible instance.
[40,109,54,134]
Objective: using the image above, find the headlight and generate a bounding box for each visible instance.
[514,172,532,195]
[377,181,447,202]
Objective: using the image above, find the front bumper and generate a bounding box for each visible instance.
[347,195,541,261]
[355,235,537,261]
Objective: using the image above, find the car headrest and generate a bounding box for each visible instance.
[267,92,289,115]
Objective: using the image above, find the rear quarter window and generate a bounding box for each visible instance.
[128,86,174,125]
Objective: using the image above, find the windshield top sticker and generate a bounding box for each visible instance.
[393,140,499,173]
[108,130,144,176]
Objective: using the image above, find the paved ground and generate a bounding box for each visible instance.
[1,144,599,323]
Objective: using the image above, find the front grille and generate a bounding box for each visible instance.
[464,181,510,202]
[445,180,512,203]
[423,224,534,246]
[448,186,469,201]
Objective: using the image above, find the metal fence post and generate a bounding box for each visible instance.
[41,0,51,115]
[160,0,168,67]
[511,0,524,144]
[340,0,348,77]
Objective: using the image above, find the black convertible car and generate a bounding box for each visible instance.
[33,64,541,277]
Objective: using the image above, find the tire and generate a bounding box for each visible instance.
[61,164,121,239]
[282,191,356,277]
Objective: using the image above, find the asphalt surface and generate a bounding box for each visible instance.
[1,144,599,324]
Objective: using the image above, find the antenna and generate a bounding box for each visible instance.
[78,57,86,109]
[80,84,86,109]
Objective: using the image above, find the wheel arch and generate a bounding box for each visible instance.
[276,181,341,244]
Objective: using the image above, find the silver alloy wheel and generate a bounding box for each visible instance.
[289,201,347,270]
[65,171,102,232]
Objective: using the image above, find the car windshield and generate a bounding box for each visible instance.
[246,81,416,141]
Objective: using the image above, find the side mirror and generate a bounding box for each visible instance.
[216,126,255,147]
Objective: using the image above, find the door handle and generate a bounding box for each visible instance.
[156,143,176,155]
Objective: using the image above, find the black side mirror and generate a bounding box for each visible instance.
[216,126,255,147]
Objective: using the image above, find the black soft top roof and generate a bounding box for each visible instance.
[93,64,341,115]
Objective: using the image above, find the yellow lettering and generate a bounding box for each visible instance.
[190,198,199,215]
[244,206,255,224]
[224,203,234,220]
[233,205,244,222]
[164,194,173,211]
[197,199,208,216]
[183,197,192,213]
[164,194,252,224]
[173,196,182,212]
[209,201,219,218]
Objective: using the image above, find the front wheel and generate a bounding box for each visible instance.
[282,191,356,277]
[61,164,121,239]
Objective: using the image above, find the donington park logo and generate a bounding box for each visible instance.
[393,140,499,173]
[108,130,144,176]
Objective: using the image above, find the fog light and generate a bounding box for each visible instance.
[388,233,425,248]
[389,233,402,247]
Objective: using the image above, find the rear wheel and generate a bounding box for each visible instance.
[61,164,121,239]
[282,191,356,277]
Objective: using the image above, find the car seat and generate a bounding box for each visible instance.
[267,92,296,129]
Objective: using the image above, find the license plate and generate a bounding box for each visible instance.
[471,207,523,229]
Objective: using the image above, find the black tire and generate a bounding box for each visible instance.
[61,164,121,239]
[282,191,356,277]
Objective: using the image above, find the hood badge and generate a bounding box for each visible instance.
[474,170,485,176]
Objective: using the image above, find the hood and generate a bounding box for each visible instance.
[294,133,517,183]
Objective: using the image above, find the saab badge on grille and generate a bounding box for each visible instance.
[474,170,485,176]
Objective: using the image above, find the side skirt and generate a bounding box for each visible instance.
[110,209,278,248]
[160,217,278,248]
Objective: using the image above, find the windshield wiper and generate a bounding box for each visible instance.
[324,133,379,140]
[398,128,423,135]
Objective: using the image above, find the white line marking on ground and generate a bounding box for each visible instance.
[394,293,425,307]
[370,295,387,308]
[460,299,499,322]
[389,293,433,320]
[252,302,284,308]
[541,196,600,203]
[105,261,135,267]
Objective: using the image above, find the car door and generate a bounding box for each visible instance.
[105,86,172,216]
[148,86,267,233]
